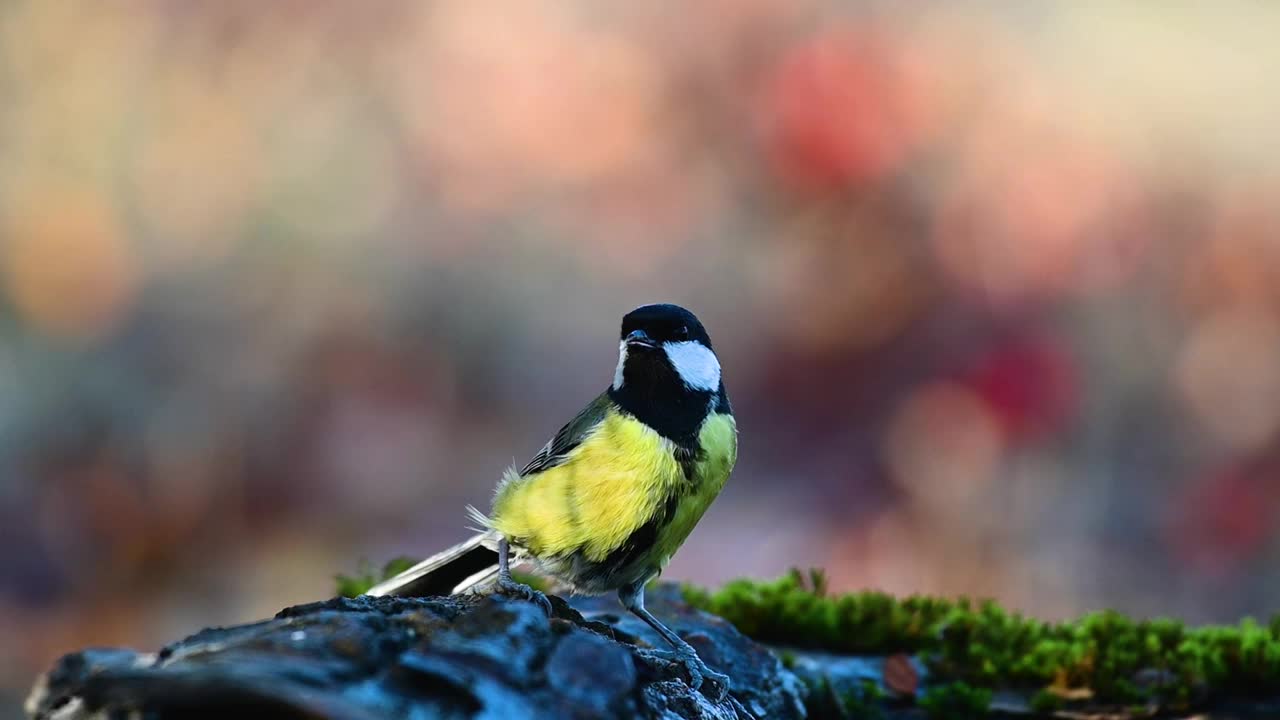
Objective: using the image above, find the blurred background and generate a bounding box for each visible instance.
[4,0,1280,712]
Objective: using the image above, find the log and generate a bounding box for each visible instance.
[26,586,804,720]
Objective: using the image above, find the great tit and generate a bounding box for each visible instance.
[367,303,737,694]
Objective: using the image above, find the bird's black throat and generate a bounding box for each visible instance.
[608,347,728,448]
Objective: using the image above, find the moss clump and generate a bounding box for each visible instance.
[1028,688,1062,714]
[681,569,1280,710]
[512,571,548,593]
[336,557,418,598]
[841,679,886,719]
[682,569,954,655]
[797,675,886,720]
[918,683,991,719]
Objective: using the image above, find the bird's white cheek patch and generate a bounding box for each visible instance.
[665,341,721,391]
[613,341,628,390]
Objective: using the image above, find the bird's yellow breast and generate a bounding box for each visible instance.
[490,409,737,571]
[650,411,737,565]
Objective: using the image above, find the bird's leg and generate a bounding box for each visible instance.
[494,537,552,616]
[619,579,730,700]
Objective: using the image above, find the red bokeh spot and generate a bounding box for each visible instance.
[964,335,1077,441]
[1170,467,1274,576]
[758,29,919,193]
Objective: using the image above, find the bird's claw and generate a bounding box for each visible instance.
[694,665,731,703]
[654,645,730,702]
[495,574,553,617]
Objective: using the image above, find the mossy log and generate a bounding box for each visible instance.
[26,572,1280,719]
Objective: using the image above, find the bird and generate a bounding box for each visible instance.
[366,303,738,695]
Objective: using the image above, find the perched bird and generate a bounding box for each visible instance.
[367,303,738,694]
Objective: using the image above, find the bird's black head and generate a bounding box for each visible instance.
[619,303,714,352]
[609,303,729,446]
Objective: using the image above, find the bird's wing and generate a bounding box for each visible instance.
[518,391,613,477]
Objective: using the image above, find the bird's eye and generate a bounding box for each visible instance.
[674,325,690,340]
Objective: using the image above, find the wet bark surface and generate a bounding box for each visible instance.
[26,586,803,720]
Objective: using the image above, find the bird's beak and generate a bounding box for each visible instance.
[625,329,656,349]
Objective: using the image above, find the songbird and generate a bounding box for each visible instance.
[367,303,738,694]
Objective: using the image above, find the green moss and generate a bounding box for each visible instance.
[796,674,885,720]
[680,570,958,655]
[511,570,548,592]
[1028,688,1062,714]
[841,679,886,719]
[335,556,418,598]
[918,683,991,719]
[681,569,1280,710]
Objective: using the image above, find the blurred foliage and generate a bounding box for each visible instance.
[840,679,888,720]
[917,683,993,720]
[334,557,417,598]
[1028,688,1063,715]
[801,675,888,720]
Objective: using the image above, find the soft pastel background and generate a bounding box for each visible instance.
[4,1,1280,713]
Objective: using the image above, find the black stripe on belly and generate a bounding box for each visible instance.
[555,491,681,592]
[600,491,681,570]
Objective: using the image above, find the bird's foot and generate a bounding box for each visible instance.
[494,573,552,617]
[648,644,730,702]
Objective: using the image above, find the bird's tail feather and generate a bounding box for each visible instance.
[365,530,501,597]
[464,503,494,533]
